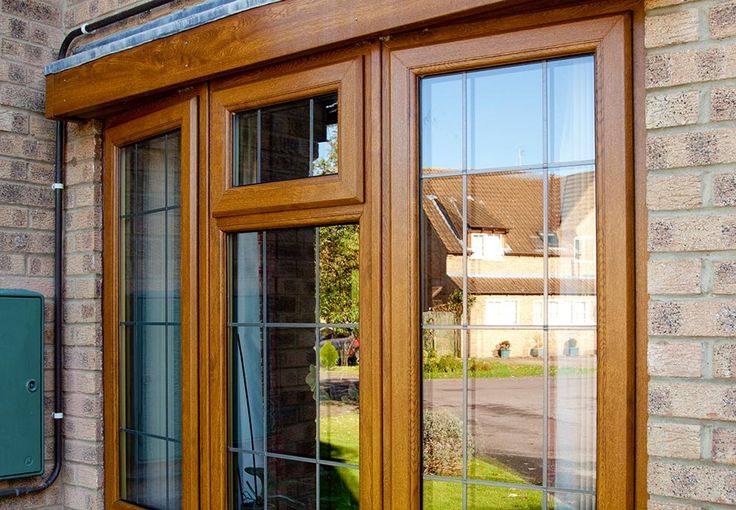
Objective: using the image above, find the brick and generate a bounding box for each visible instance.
[0,182,52,207]
[63,346,102,372]
[27,161,52,184]
[647,90,700,129]
[64,278,101,300]
[646,45,736,89]
[648,129,736,170]
[63,416,102,442]
[710,0,736,40]
[712,427,736,464]
[63,300,101,323]
[647,501,703,510]
[62,370,101,394]
[648,215,736,252]
[29,208,53,229]
[0,0,61,26]
[648,421,701,459]
[648,460,736,504]
[63,438,102,465]
[649,380,736,421]
[65,253,101,275]
[714,343,736,378]
[63,323,102,347]
[64,485,104,510]
[0,275,52,295]
[0,157,27,180]
[647,173,701,210]
[0,252,24,273]
[711,87,736,122]
[64,392,103,421]
[29,113,55,140]
[648,258,701,294]
[65,229,102,252]
[0,204,27,227]
[714,261,736,294]
[27,254,53,276]
[1,38,53,67]
[0,83,44,112]
[66,183,100,208]
[645,10,699,48]
[645,0,692,8]
[650,299,736,336]
[649,341,703,377]
[0,110,28,134]
[65,207,102,231]
[0,231,53,253]
[62,461,102,490]
[713,172,736,206]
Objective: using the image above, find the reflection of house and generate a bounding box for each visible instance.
[422,169,597,358]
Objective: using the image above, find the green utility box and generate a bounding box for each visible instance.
[0,289,44,480]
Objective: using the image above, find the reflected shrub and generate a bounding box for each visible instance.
[423,350,462,375]
[423,410,474,476]
[320,342,339,370]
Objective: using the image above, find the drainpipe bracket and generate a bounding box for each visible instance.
[51,183,64,190]
[52,412,63,420]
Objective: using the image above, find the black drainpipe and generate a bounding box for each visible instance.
[0,0,175,497]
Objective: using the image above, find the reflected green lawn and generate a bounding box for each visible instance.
[320,411,549,509]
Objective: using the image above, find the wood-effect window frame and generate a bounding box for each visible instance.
[85,2,647,510]
[102,94,200,510]
[210,51,364,217]
[383,13,635,509]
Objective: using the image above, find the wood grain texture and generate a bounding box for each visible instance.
[44,0,566,119]
[103,95,200,509]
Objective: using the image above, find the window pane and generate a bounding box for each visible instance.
[228,225,359,509]
[421,55,597,508]
[233,93,339,186]
[467,63,543,170]
[421,74,463,175]
[118,131,182,509]
[548,56,595,164]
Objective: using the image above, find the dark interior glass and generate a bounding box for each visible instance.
[228,225,359,509]
[119,131,182,509]
[233,93,339,186]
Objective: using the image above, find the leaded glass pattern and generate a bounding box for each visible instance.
[420,55,597,509]
[228,225,360,510]
[119,131,182,509]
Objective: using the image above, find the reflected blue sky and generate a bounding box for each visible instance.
[420,55,594,172]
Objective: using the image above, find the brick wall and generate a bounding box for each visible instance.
[645,0,736,508]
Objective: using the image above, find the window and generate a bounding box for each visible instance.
[469,233,504,260]
[104,98,199,510]
[96,7,636,510]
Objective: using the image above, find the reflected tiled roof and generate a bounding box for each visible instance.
[450,275,596,296]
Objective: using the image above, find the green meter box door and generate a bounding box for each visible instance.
[0,289,44,480]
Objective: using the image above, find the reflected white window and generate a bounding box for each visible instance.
[469,233,504,260]
[485,300,518,325]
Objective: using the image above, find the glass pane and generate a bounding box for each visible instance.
[423,352,464,477]
[466,485,543,510]
[320,465,359,509]
[421,176,463,326]
[230,327,265,452]
[421,74,463,175]
[233,93,339,186]
[231,232,263,325]
[548,56,595,164]
[549,330,597,491]
[229,452,266,510]
[467,330,543,485]
[267,457,317,509]
[120,431,168,508]
[266,228,318,324]
[228,224,360,509]
[267,327,317,458]
[423,480,462,510]
[320,328,359,464]
[467,63,543,170]
[548,492,596,509]
[549,165,596,324]
[467,171,544,327]
[118,130,182,509]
